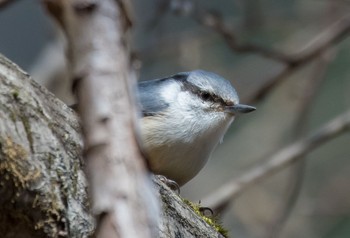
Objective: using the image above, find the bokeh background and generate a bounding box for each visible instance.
[1,1,350,237]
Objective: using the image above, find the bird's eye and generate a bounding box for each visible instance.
[200,92,211,101]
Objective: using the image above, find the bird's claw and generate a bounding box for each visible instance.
[156,175,180,194]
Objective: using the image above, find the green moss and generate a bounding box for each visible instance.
[182,199,229,238]
[12,89,19,100]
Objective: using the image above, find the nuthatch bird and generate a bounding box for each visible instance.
[138,70,255,186]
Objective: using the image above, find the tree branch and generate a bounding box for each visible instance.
[193,10,350,66]
[0,0,17,9]
[0,53,94,238]
[188,7,350,102]
[203,110,350,214]
[43,1,158,237]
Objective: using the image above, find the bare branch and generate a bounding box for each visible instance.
[0,0,17,9]
[193,10,350,66]
[203,110,350,214]
[187,7,350,102]
[243,65,289,103]
[43,0,158,237]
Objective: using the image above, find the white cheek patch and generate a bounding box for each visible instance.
[160,83,181,103]
[177,91,195,109]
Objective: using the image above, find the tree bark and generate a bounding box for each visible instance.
[0,54,94,237]
[0,54,225,237]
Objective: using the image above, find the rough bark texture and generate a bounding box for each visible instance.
[0,54,94,237]
[156,179,225,238]
[0,54,224,237]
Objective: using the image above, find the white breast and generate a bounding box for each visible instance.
[140,100,234,186]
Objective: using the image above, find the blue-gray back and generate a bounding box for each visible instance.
[138,77,172,117]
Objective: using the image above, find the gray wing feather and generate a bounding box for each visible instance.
[138,72,190,117]
[138,79,169,117]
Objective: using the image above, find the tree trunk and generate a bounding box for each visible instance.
[0,54,94,237]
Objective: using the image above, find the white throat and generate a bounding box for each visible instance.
[141,88,235,185]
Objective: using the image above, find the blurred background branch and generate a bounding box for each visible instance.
[203,110,350,214]
[0,0,17,9]
[193,10,350,66]
[190,6,350,103]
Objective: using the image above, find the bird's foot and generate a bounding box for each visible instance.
[156,175,180,194]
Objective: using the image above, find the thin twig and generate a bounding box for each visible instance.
[243,65,289,104]
[193,10,350,66]
[203,110,350,214]
[189,7,350,102]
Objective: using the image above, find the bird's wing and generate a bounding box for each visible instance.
[138,79,170,117]
[138,72,190,117]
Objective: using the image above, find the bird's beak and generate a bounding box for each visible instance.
[225,104,256,114]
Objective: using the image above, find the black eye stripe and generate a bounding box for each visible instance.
[174,76,228,105]
[184,84,223,103]
[199,91,221,103]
